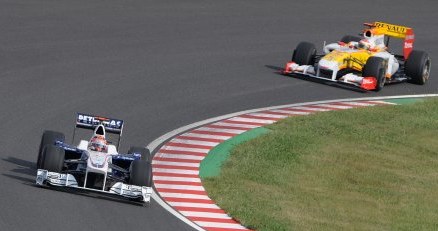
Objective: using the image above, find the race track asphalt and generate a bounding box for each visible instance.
[0,0,436,230]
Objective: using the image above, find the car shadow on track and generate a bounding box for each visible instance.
[265,64,368,93]
[265,64,285,72]
[2,156,36,183]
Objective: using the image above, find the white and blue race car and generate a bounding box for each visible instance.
[36,113,152,204]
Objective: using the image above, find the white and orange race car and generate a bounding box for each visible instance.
[283,22,431,91]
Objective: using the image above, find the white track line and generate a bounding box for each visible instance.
[170,138,221,147]
[269,109,312,115]
[161,145,211,153]
[155,184,205,191]
[152,160,200,167]
[168,202,221,209]
[180,132,233,140]
[335,101,377,106]
[246,112,289,119]
[180,211,230,219]
[212,121,261,129]
[196,127,248,134]
[153,168,199,175]
[227,116,276,124]
[195,221,248,229]
[153,176,201,182]
[314,103,354,109]
[288,106,331,111]
[160,193,211,200]
[154,153,205,160]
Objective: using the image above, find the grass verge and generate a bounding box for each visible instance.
[202,98,438,231]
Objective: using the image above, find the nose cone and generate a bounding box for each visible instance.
[319,58,339,71]
[319,51,349,71]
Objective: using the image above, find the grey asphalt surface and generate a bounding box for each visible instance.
[0,0,437,230]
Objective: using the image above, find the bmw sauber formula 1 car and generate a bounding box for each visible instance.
[283,21,431,91]
[36,113,153,204]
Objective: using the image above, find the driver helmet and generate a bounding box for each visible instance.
[88,135,108,153]
[358,39,372,50]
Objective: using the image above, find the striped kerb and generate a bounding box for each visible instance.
[152,100,394,231]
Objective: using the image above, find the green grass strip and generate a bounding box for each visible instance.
[200,127,270,178]
[203,98,438,231]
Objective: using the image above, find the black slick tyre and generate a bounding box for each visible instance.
[292,42,316,65]
[129,160,152,187]
[363,57,386,92]
[128,146,151,162]
[340,35,361,43]
[405,50,431,85]
[37,131,65,169]
[41,145,65,172]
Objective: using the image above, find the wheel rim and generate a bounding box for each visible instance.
[422,59,431,82]
[378,68,385,88]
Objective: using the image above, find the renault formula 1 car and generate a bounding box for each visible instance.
[283,21,431,91]
[36,113,153,204]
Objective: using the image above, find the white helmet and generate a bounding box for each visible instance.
[88,135,108,153]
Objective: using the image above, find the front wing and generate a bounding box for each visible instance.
[283,71,370,92]
[282,66,380,92]
[36,169,152,203]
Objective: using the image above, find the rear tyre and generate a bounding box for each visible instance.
[37,131,65,169]
[41,145,65,172]
[129,160,152,187]
[292,42,316,65]
[405,50,431,85]
[363,57,386,92]
[340,35,361,43]
[128,146,151,162]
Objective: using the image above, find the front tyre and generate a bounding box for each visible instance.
[37,131,65,169]
[41,145,65,172]
[129,160,152,187]
[292,42,316,65]
[128,146,151,162]
[405,50,431,85]
[363,57,386,92]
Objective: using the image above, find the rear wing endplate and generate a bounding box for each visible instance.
[364,21,415,59]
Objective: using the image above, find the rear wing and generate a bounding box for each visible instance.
[73,113,124,149]
[364,21,414,59]
[76,113,124,134]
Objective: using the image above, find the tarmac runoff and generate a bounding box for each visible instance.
[148,94,438,231]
